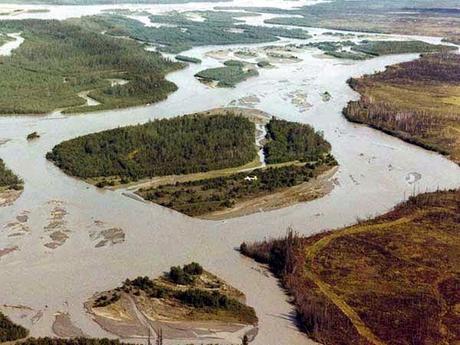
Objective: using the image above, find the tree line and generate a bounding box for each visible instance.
[264,117,332,164]
[47,114,257,181]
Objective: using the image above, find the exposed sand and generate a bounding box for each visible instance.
[53,312,86,338]
[0,189,23,208]
[85,270,257,344]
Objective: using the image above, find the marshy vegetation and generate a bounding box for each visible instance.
[241,189,460,345]
[77,12,310,54]
[47,113,257,182]
[344,53,460,164]
[0,19,181,114]
[235,0,460,41]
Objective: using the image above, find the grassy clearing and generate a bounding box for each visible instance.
[241,189,460,345]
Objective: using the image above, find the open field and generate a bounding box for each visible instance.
[241,189,460,345]
[344,53,460,164]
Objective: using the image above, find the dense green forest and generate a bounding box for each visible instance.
[264,118,331,164]
[0,311,28,342]
[0,158,23,189]
[47,114,257,181]
[139,157,337,217]
[0,19,181,114]
[76,12,311,53]
[195,65,258,87]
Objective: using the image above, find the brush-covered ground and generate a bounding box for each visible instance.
[0,19,181,114]
[344,53,460,164]
[241,189,460,345]
[224,0,460,43]
[86,263,257,340]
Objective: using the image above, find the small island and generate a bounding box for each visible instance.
[85,262,257,343]
[26,131,40,140]
[195,61,259,87]
[47,108,338,218]
[175,55,202,64]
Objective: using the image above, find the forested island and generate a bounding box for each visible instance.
[195,62,259,87]
[47,112,258,183]
[0,19,181,114]
[241,189,460,345]
[138,117,337,218]
[86,262,257,341]
[344,53,460,164]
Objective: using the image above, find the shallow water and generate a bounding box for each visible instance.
[0,6,460,345]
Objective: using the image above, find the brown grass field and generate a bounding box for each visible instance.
[241,189,460,345]
[344,53,460,164]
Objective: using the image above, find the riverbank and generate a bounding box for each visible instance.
[240,189,460,345]
[344,53,460,165]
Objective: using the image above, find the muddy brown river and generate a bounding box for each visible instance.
[1,2,459,344]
